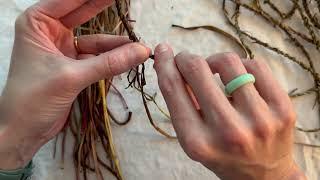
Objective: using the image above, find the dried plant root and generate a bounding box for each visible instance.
[302,0,320,29]
[223,0,320,135]
[295,142,320,148]
[172,24,250,58]
[70,2,130,179]
[115,0,174,138]
[264,0,297,19]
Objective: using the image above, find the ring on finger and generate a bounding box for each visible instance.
[225,73,256,96]
[74,36,81,53]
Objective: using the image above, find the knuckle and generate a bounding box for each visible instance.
[222,129,251,155]
[182,56,206,75]
[250,109,276,140]
[222,52,240,61]
[182,136,210,162]
[87,0,101,10]
[246,59,268,71]
[219,52,240,66]
[105,53,126,76]
[93,35,103,52]
[223,130,245,146]
[254,122,275,140]
[208,52,241,72]
[272,99,296,129]
[155,43,170,56]
[158,72,182,96]
[278,109,296,129]
[250,59,265,68]
[86,0,108,15]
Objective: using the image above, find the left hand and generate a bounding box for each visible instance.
[0,0,150,170]
[153,44,303,180]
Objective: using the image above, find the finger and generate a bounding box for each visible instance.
[35,0,89,18]
[206,53,271,132]
[77,54,95,59]
[154,44,207,145]
[60,0,113,28]
[75,43,150,87]
[206,53,267,106]
[242,59,293,119]
[76,35,131,54]
[175,52,238,128]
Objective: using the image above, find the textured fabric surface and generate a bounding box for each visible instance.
[0,0,319,179]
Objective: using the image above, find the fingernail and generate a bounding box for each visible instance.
[138,40,152,55]
[156,43,169,54]
[146,46,152,55]
[139,43,152,56]
[181,50,190,55]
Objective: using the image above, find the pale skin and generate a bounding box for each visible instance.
[0,0,306,179]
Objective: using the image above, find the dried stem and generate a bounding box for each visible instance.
[289,87,318,98]
[295,142,320,147]
[302,0,320,29]
[316,0,320,13]
[72,2,132,179]
[115,0,174,138]
[172,24,250,58]
[99,80,123,179]
[223,0,320,134]
[233,2,254,59]
[296,127,320,132]
[294,0,320,49]
[264,0,297,19]
[115,0,139,42]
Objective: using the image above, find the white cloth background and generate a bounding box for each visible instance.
[0,0,319,179]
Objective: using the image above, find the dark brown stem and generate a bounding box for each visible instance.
[294,0,320,50]
[233,2,254,59]
[108,108,132,126]
[263,0,287,18]
[60,128,67,169]
[263,0,297,19]
[316,0,320,13]
[53,135,58,159]
[172,24,250,58]
[302,0,320,29]
[289,88,318,98]
[295,142,320,147]
[223,0,320,133]
[115,0,139,42]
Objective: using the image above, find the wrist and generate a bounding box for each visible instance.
[260,160,306,180]
[0,97,41,170]
[282,163,306,180]
[251,161,306,180]
[219,156,306,180]
[0,125,37,170]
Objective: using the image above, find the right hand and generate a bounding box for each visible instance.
[153,43,306,180]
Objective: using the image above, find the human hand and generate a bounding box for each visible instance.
[0,0,150,170]
[154,44,306,180]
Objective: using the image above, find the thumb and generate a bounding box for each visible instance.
[74,42,151,88]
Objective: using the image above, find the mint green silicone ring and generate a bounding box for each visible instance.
[225,74,255,96]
